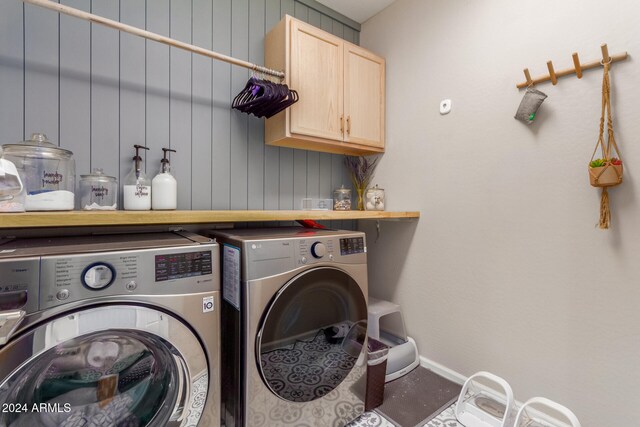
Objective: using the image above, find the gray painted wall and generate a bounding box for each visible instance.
[0,0,359,222]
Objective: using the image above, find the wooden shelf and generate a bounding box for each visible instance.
[0,210,420,229]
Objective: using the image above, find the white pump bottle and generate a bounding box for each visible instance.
[152,148,177,210]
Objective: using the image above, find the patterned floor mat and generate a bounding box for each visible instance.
[259,330,358,403]
[261,330,464,427]
[423,405,461,427]
[348,411,395,427]
[349,404,462,427]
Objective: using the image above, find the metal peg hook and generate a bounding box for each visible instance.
[375,220,381,243]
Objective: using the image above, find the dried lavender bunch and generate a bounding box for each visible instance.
[344,155,380,189]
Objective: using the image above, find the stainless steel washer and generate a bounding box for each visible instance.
[211,228,368,427]
[0,232,220,427]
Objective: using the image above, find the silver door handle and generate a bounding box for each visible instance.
[0,310,25,345]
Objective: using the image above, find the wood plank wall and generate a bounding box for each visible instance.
[0,0,359,228]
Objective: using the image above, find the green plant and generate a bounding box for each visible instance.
[590,158,606,168]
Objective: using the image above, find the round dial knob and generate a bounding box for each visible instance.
[310,242,327,259]
[82,263,116,290]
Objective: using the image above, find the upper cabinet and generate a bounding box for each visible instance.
[289,20,344,142]
[265,16,385,156]
[344,44,385,149]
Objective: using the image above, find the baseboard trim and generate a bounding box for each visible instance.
[419,355,466,385]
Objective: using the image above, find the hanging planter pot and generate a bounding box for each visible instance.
[588,158,623,187]
[587,59,624,229]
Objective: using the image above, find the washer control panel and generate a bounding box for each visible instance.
[38,244,219,310]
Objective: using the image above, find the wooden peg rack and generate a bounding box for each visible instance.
[516,43,628,89]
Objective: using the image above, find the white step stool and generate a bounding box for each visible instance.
[368,297,419,382]
[455,371,516,427]
[514,397,581,427]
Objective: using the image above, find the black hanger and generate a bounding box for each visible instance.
[232,77,263,110]
[232,73,299,118]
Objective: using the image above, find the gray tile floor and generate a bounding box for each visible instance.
[349,403,462,427]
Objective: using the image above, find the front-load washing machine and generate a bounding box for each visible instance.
[211,227,368,427]
[0,232,220,427]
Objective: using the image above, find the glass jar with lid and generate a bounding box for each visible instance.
[2,133,75,211]
[365,185,385,211]
[0,146,25,212]
[333,185,352,211]
[79,168,118,210]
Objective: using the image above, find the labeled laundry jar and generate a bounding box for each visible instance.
[2,133,76,211]
[79,168,117,210]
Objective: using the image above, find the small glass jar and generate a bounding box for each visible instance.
[333,185,352,211]
[365,185,385,211]
[79,168,118,210]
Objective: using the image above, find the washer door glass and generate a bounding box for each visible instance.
[257,267,367,403]
[0,330,179,426]
[0,305,208,427]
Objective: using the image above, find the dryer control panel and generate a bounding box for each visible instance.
[338,237,365,255]
[296,235,366,268]
[297,238,337,264]
[215,228,367,281]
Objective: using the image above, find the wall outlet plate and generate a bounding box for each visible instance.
[440,99,452,115]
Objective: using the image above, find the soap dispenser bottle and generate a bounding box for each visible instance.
[123,144,151,210]
[152,148,177,210]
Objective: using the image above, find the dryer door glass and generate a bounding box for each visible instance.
[257,267,367,403]
[0,305,209,427]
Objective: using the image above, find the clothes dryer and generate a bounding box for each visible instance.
[211,227,368,427]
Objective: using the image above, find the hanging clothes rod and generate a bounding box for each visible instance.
[21,0,285,79]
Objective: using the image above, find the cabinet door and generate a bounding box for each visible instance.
[344,44,385,148]
[290,20,344,141]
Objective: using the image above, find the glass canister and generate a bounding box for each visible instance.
[365,185,385,211]
[2,133,75,211]
[0,147,26,212]
[79,168,118,210]
[333,185,352,211]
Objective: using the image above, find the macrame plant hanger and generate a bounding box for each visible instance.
[588,57,623,229]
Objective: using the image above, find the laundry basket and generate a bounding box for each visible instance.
[365,337,389,411]
[514,397,581,427]
[455,371,516,427]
